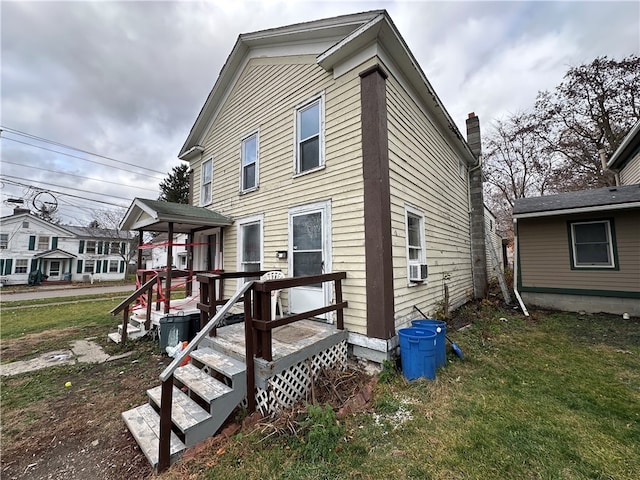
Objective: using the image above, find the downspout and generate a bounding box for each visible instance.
[512,217,529,316]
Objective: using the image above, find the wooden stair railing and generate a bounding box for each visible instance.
[110,277,157,344]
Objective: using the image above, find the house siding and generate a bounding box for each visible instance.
[619,151,640,185]
[385,71,473,326]
[194,55,374,334]
[518,210,640,294]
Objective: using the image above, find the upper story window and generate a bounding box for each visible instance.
[569,220,617,269]
[0,234,8,249]
[86,241,96,254]
[241,133,259,192]
[295,96,324,174]
[38,236,49,250]
[201,158,213,205]
[22,221,29,228]
[110,242,120,255]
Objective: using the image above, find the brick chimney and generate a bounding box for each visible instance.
[466,112,488,299]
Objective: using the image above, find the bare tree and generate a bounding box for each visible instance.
[483,112,556,237]
[534,55,640,190]
[89,208,138,266]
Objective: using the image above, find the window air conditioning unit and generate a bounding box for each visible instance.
[409,263,428,282]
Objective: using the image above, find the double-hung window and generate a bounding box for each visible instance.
[0,234,8,249]
[569,220,616,268]
[84,260,95,274]
[15,259,28,274]
[405,206,427,283]
[38,236,49,250]
[201,158,213,205]
[241,133,259,192]
[238,216,263,273]
[109,260,119,273]
[86,241,96,254]
[295,96,323,174]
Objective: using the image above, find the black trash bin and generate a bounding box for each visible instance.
[159,315,191,350]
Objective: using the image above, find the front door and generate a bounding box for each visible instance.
[288,201,331,320]
[48,260,61,280]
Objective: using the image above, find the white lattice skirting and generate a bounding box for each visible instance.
[255,340,348,415]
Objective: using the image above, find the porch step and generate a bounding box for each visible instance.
[121,403,185,469]
[109,323,147,343]
[128,315,148,329]
[147,385,214,446]
[190,347,246,384]
[174,364,233,410]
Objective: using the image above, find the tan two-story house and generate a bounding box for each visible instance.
[123,11,488,362]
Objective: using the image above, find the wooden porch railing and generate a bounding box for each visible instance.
[155,271,348,472]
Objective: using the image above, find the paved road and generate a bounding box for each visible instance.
[0,284,136,302]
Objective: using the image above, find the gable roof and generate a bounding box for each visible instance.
[607,119,640,171]
[178,10,476,165]
[513,184,640,219]
[0,213,75,237]
[33,248,77,259]
[120,198,233,233]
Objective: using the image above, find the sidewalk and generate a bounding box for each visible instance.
[0,283,136,302]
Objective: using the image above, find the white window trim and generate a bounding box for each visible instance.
[239,130,259,193]
[0,233,8,249]
[404,205,427,285]
[570,220,616,268]
[236,214,264,285]
[15,259,28,274]
[293,93,325,176]
[38,236,50,250]
[200,157,213,206]
[109,260,119,273]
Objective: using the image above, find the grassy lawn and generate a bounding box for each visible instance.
[164,304,640,480]
[1,296,638,479]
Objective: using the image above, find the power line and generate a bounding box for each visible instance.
[1,159,159,193]
[0,175,133,206]
[1,126,169,176]
[2,137,166,180]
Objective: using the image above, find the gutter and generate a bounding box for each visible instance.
[512,218,530,317]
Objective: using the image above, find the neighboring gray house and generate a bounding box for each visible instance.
[0,209,131,285]
[607,119,640,185]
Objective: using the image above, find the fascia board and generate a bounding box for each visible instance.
[607,120,640,170]
[513,201,640,219]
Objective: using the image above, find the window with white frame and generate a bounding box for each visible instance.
[37,236,49,250]
[86,241,96,254]
[238,217,262,273]
[109,260,119,273]
[405,206,427,282]
[295,96,323,174]
[201,158,213,205]
[241,133,258,192]
[15,259,28,274]
[110,242,120,255]
[570,220,616,268]
[84,260,95,274]
[0,234,8,249]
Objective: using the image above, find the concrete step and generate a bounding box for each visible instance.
[174,364,233,411]
[121,403,185,469]
[147,385,214,446]
[190,347,246,384]
[129,315,148,329]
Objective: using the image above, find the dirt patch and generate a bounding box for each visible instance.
[1,327,86,362]
[1,337,167,480]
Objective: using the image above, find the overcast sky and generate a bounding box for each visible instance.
[1,0,638,225]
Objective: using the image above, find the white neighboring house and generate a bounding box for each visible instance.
[145,233,189,270]
[0,210,131,285]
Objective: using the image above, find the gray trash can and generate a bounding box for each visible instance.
[159,315,191,350]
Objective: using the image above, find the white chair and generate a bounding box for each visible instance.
[260,270,285,319]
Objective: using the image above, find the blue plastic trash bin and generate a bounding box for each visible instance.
[412,319,447,368]
[398,328,437,381]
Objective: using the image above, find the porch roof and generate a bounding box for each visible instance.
[33,248,77,259]
[119,198,233,233]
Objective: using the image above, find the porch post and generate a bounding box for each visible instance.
[186,231,194,297]
[137,230,144,271]
[164,223,173,314]
[360,64,395,340]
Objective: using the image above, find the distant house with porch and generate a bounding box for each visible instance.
[0,209,130,285]
[121,10,488,362]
